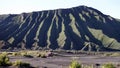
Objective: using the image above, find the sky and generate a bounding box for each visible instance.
[0,0,120,18]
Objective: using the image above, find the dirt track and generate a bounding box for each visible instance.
[9,53,120,68]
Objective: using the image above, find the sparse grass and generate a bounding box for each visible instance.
[19,50,53,58]
[22,54,33,58]
[0,53,11,66]
[12,52,19,56]
[3,50,120,58]
[40,54,47,58]
[102,52,120,57]
[102,53,111,57]
[110,53,120,57]
[4,50,54,58]
[1,51,120,68]
[14,51,34,58]
[69,61,117,68]
[35,53,41,57]
[0,52,35,67]
[102,63,116,68]
[12,60,33,68]
[69,60,81,68]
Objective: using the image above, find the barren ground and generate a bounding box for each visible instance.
[9,52,120,68]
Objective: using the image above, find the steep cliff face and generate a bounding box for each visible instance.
[0,6,120,51]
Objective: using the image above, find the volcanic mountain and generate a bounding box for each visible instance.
[0,6,120,51]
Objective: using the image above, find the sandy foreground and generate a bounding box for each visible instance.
[9,53,120,68]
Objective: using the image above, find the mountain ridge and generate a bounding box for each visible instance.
[0,5,120,51]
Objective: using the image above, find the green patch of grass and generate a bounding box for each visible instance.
[40,54,47,58]
[23,54,33,58]
[69,60,81,68]
[102,63,116,68]
[35,53,41,57]
[12,52,19,56]
[110,53,120,57]
[0,52,34,67]
[0,53,11,66]
[13,60,33,68]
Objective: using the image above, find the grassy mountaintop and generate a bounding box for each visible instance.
[0,6,120,51]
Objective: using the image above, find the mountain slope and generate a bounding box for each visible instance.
[0,6,120,51]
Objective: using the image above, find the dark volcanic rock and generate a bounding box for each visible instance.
[0,6,120,51]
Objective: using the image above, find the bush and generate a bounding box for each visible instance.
[40,54,47,58]
[23,54,33,58]
[20,52,33,58]
[13,60,32,68]
[21,52,27,56]
[46,52,53,57]
[69,60,81,68]
[102,63,116,68]
[111,53,120,57]
[12,52,18,56]
[36,54,41,57]
[0,52,34,68]
[0,54,11,66]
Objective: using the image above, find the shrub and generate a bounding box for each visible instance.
[46,52,53,57]
[20,52,33,58]
[102,63,116,68]
[36,54,41,57]
[69,60,81,68]
[12,52,18,56]
[2,52,8,55]
[23,54,33,58]
[40,54,47,58]
[0,54,11,66]
[13,60,32,68]
[21,52,27,56]
[0,52,34,68]
[111,53,120,57]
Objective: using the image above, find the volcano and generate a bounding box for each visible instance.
[0,6,120,51]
